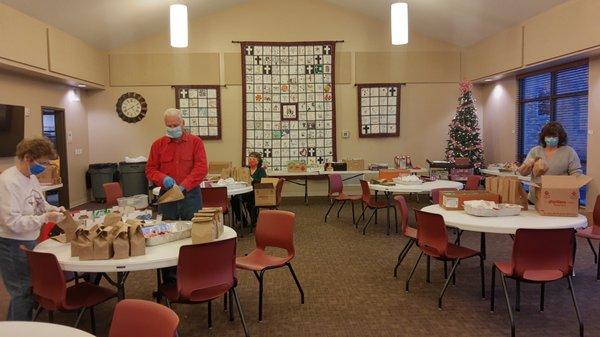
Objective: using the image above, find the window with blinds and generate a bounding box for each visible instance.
[517,60,589,203]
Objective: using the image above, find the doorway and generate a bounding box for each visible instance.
[42,107,69,207]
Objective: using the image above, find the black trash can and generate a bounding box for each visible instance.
[119,162,148,197]
[87,163,118,202]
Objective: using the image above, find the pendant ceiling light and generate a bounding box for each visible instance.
[170,4,188,48]
[391,2,408,45]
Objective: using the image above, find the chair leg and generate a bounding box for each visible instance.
[229,290,234,322]
[231,288,250,337]
[516,280,521,312]
[351,201,356,224]
[89,307,96,334]
[405,251,424,292]
[586,238,597,264]
[491,265,496,312]
[451,260,456,285]
[393,206,398,234]
[287,263,305,304]
[355,204,367,228]
[48,311,54,323]
[258,271,265,321]
[74,308,86,328]
[207,300,212,328]
[540,283,545,312]
[426,256,431,283]
[500,274,516,337]
[444,262,448,279]
[439,258,461,309]
[324,199,336,223]
[32,306,42,321]
[480,254,485,299]
[362,209,377,235]
[224,292,228,311]
[566,276,584,337]
[393,240,414,277]
[336,200,347,218]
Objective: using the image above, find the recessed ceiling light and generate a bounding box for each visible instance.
[77,84,86,88]
[484,79,493,82]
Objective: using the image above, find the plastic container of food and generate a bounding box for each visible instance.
[117,194,149,210]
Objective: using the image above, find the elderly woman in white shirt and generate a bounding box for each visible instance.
[0,138,66,321]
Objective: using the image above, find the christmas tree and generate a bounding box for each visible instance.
[445,80,484,168]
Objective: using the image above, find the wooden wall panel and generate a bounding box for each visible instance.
[48,28,107,86]
[110,53,220,86]
[0,3,48,70]
[524,0,600,65]
[355,51,460,83]
[462,25,523,80]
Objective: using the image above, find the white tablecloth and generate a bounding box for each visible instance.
[421,204,587,234]
[368,180,463,194]
[0,321,95,337]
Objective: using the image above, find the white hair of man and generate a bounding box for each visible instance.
[164,108,183,121]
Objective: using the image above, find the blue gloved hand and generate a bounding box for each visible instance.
[163,176,175,189]
[179,185,186,192]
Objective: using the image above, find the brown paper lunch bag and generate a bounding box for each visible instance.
[72,225,99,260]
[56,211,79,243]
[127,219,146,257]
[103,212,123,227]
[92,226,118,260]
[112,223,130,260]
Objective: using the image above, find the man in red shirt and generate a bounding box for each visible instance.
[146,108,208,220]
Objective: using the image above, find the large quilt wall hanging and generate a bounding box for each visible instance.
[241,41,337,171]
[357,83,401,138]
[174,85,222,140]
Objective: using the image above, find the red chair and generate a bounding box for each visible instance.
[465,175,482,190]
[392,195,417,277]
[324,173,361,223]
[491,228,582,337]
[576,195,600,280]
[406,210,484,308]
[103,182,123,207]
[356,180,395,235]
[236,210,304,321]
[108,299,179,337]
[201,186,230,225]
[158,238,249,336]
[430,187,458,204]
[21,246,116,334]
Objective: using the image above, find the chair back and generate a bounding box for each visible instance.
[465,175,482,190]
[430,188,458,204]
[511,228,575,278]
[176,238,236,300]
[275,178,285,206]
[591,195,600,234]
[108,299,179,337]
[328,174,344,196]
[103,182,123,207]
[201,186,229,210]
[255,210,295,257]
[414,210,449,257]
[21,246,67,310]
[359,180,371,203]
[394,195,410,235]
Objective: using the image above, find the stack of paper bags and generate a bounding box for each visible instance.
[53,211,78,243]
[191,207,223,244]
[126,219,146,257]
[221,167,251,184]
[485,176,528,210]
[158,185,185,204]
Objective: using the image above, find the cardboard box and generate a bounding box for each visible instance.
[533,175,592,217]
[254,178,279,207]
[208,161,232,174]
[287,160,307,172]
[440,190,501,210]
[343,159,365,171]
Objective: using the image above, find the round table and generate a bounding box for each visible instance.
[0,321,95,337]
[35,225,237,300]
[367,180,464,235]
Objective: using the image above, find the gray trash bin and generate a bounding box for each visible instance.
[87,163,118,202]
[119,162,148,197]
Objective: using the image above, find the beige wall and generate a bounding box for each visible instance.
[88,0,464,197]
[0,70,90,207]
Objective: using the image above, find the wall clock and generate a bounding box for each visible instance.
[116,92,147,123]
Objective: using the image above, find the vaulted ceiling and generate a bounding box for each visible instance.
[0,0,568,50]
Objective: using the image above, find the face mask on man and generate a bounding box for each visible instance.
[29,161,46,175]
[545,136,559,148]
[166,126,183,138]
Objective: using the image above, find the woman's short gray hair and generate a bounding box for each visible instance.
[164,108,182,120]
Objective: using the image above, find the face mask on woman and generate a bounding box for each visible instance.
[29,161,46,175]
[544,136,559,148]
[166,126,182,138]
[248,157,259,167]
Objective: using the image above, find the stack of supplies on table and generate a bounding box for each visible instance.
[485,176,529,210]
[191,207,224,244]
[141,221,193,246]
[63,211,146,260]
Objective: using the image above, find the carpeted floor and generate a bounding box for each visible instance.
[1,196,599,337]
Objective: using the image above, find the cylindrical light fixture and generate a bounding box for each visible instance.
[170,4,188,48]
[391,2,408,45]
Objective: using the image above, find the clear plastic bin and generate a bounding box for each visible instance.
[117,194,149,209]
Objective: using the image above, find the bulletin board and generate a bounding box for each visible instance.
[357,83,401,138]
[241,41,338,171]
[174,85,221,140]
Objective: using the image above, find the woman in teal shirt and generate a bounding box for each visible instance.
[232,152,267,226]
